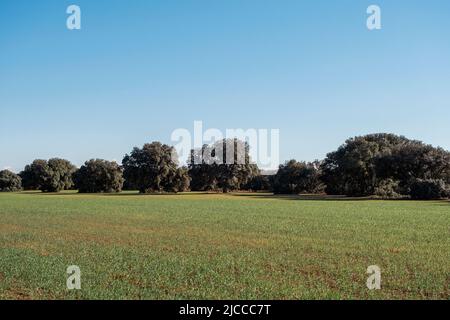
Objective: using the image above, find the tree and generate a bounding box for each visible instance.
[20,159,48,190]
[272,160,324,194]
[375,142,450,193]
[122,141,190,193]
[321,134,413,196]
[74,159,124,193]
[321,133,450,198]
[188,139,259,192]
[44,158,77,192]
[243,175,272,191]
[188,153,219,191]
[163,166,191,193]
[20,158,76,192]
[0,170,22,192]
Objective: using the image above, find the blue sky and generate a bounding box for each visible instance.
[1,0,449,172]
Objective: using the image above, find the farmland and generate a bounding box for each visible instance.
[0,192,448,299]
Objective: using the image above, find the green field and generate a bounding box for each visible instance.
[0,191,448,300]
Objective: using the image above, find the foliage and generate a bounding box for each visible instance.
[321,134,411,196]
[272,160,324,194]
[9,135,450,198]
[188,139,259,192]
[321,133,450,198]
[243,175,272,191]
[74,159,124,193]
[373,179,403,199]
[0,170,22,192]
[122,142,190,193]
[375,142,450,190]
[20,158,76,192]
[409,179,449,200]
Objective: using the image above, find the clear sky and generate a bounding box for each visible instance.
[1,0,449,172]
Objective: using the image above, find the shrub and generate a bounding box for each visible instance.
[409,179,449,200]
[373,179,403,199]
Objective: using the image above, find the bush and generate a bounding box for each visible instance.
[409,179,449,200]
[0,170,22,192]
[373,179,403,199]
[74,159,124,193]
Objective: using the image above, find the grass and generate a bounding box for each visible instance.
[0,191,448,300]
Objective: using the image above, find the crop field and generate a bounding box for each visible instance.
[0,191,448,300]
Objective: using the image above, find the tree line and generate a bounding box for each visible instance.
[1,133,449,200]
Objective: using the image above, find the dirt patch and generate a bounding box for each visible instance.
[3,286,33,300]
